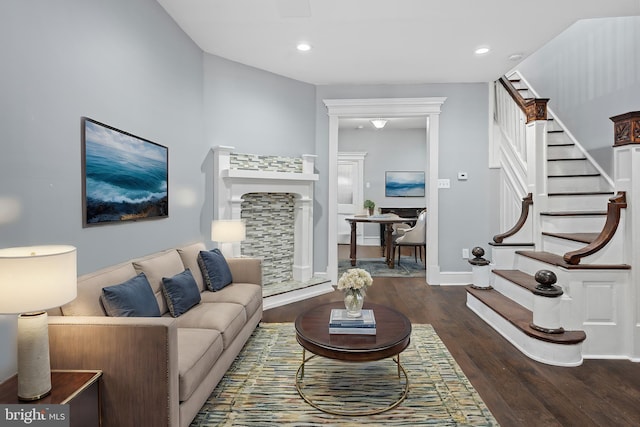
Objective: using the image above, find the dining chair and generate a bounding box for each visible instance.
[393,210,426,266]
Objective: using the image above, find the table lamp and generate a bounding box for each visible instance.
[211,220,246,258]
[0,245,77,401]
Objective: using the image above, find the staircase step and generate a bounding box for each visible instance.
[548,173,600,178]
[466,286,586,345]
[540,211,606,216]
[515,250,630,270]
[541,232,598,244]
[548,191,614,197]
[493,269,538,292]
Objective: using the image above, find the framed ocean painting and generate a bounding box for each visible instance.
[385,171,425,197]
[82,117,168,226]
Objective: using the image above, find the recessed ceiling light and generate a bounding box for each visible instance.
[371,119,387,129]
[474,46,490,55]
[296,42,311,52]
[508,53,524,61]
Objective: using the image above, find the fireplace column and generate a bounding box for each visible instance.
[293,196,313,282]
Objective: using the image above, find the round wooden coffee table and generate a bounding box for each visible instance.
[294,302,412,415]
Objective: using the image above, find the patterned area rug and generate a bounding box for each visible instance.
[192,323,498,426]
[338,257,426,278]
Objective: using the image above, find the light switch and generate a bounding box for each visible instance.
[437,179,450,189]
[458,172,468,181]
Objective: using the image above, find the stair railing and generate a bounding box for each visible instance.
[494,76,549,245]
[493,193,533,244]
[563,192,627,265]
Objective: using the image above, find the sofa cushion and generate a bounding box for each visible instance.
[176,242,207,292]
[133,250,186,315]
[197,249,233,291]
[177,328,223,402]
[200,283,262,320]
[101,273,161,317]
[162,269,201,317]
[175,302,246,348]
[62,262,138,316]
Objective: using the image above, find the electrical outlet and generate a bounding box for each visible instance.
[462,248,469,259]
[437,179,450,189]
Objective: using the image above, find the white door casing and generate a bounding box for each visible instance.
[324,97,446,285]
[337,152,367,244]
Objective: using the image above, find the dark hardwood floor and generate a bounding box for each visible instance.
[263,247,640,426]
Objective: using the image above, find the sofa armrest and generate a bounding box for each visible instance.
[48,316,179,427]
[226,257,262,286]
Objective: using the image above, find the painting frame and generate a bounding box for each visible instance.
[82,117,168,227]
[385,171,425,197]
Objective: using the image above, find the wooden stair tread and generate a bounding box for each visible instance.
[516,250,630,270]
[466,286,586,344]
[540,211,606,216]
[492,269,537,292]
[548,157,587,162]
[488,242,534,247]
[548,191,614,196]
[547,173,601,178]
[541,232,599,244]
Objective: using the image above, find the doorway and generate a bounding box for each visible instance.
[324,97,446,285]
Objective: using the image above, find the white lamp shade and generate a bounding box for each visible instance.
[211,220,246,243]
[0,245,77,314]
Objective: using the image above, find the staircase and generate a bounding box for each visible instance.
[468,72,638,366]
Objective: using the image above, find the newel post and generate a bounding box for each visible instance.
[469,247,492,289]
[530,270,564,334]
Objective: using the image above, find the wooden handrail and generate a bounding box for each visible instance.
[498,77,549,123]
[493,193,533,243]
[563,192,627,265]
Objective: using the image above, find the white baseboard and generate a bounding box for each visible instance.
[438,271,472,286]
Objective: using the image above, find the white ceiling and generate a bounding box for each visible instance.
[156,0,640,86]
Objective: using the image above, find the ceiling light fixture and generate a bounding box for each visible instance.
[474,46,490,55]
[508,53,524,61]
[296,42,311,52]
[371,119,387,129]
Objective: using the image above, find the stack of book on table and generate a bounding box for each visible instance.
[329,309,376,335]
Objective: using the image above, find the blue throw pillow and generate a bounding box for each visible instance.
[162,269,201,317]
[101,272,161,317]
[197,249,233,291]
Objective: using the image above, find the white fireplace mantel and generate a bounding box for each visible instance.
[212,146,318,283]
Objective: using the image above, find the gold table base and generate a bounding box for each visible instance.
[294,349,409,416]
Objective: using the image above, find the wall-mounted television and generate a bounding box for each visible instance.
[82,117,168,226]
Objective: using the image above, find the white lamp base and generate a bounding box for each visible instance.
[17,311,52,401]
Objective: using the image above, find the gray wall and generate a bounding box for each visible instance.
[517,16,640,176]
[203,55,316,156]
[339,128,427,238]
[0,0,204,381]
[315,84,491,274]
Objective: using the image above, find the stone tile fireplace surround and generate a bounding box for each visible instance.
[212,146,319,290]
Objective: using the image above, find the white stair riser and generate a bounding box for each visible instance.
[546,194,612,211]
[541,215,606,233]
[541,235,586,256]
[491,274,533,310]
[547,132,571,145]
[547,160,597,175]
[547,144,582,158]
[547,176,608,193]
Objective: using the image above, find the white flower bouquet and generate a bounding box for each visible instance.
[337,268,373,293]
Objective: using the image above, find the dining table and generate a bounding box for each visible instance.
[345,215,416,269]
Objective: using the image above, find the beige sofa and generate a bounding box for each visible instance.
[47,242,263,427]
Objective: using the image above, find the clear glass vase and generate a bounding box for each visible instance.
[344,288,365,318]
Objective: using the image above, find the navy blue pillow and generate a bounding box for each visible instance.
[197,249,233,291]
[162,269,201,317]
[101,272,161,317]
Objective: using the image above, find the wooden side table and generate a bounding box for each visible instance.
[0,369,102,427]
